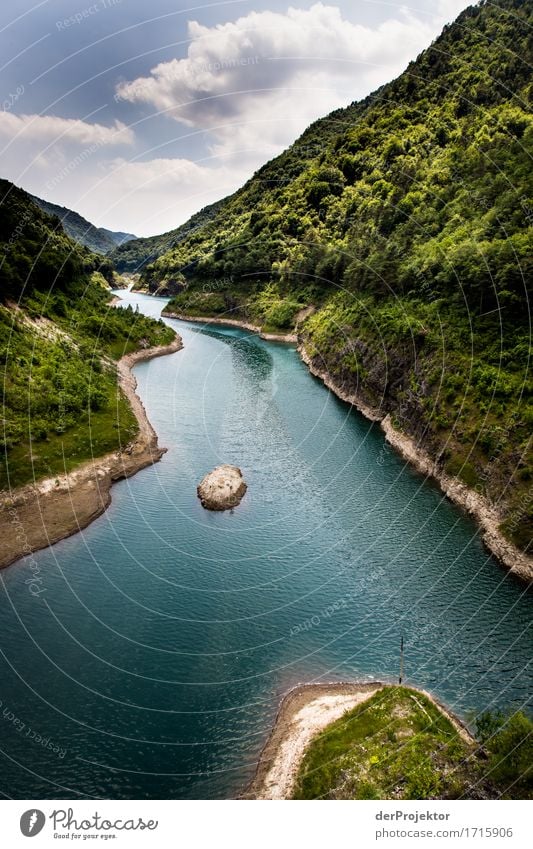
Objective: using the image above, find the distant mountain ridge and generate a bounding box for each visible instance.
[108,197,226,275]
[30,194,136,255]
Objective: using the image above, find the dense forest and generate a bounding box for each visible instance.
[0,180,174,489]
[134,0,531,551]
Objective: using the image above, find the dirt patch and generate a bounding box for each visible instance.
[243,682,384,799]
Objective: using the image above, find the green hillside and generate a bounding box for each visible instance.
[151,0,531,551]
[0,180,174,489]
[108,197,225,278]
[30,194,136,254]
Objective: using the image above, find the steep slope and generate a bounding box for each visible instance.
[107,197,226,276]
[30,194,136,254]
[100,227,137,246]
[154,0,532,554]
[0,179,174,490]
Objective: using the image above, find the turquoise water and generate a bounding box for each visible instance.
[0,291,531,799]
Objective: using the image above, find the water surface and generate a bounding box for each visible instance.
[0,291,530,799]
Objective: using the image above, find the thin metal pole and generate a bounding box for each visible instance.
[399,635,404,684]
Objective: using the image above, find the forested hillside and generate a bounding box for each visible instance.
[108,197,225,276]
[0,180,174,489]
[154,0,532,551]
[31,194,136,254]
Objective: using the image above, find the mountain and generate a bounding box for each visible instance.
[30,194,136,254]
[149,0,532,551]
[0,179,173,490]
[100,226,137,246]
[108,197,225,277]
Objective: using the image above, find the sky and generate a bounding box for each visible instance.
[0,0,472,236]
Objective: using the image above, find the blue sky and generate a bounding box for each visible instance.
[0,0,471,235]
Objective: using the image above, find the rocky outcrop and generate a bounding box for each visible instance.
[299,345,533,583]
[197,465,247,511]
[151,278,186,297]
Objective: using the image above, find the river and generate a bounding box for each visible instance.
[0,290,530,799]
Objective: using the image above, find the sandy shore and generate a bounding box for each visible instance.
[0,334,183,570]
[161,311,297,342]
[299,346,533,583]
[244,681,474,800]
[245,682,383,799]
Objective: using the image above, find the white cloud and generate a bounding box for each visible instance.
[0,112,134,147]
[73,155,247,236]
[437,0,473,22]
[4,2,472,235]
[115,2,455,163]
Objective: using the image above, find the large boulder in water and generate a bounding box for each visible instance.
[197,465,247,511]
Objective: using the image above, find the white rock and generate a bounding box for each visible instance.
[197,465,247,511]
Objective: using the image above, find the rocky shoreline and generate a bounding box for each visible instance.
[0,334,183,570]
[244,681,474,799]
[161,311,297,342]
[164,311,531,581]
[299,347,533,583]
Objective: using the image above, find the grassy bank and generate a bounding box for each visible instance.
[0,180,175,491]
[0,292,174,490]
[293,686,532,800]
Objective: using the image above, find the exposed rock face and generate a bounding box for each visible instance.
[298,344,533,583]
[197,465,247,511]
[150,278,186,297]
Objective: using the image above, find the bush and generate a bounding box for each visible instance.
[476,710,533,796]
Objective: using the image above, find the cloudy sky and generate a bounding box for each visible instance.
[0,0,471,236]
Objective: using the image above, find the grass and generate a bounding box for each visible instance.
[293,686,482,800]
[0,386,138,490]
[0,277,174,491]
